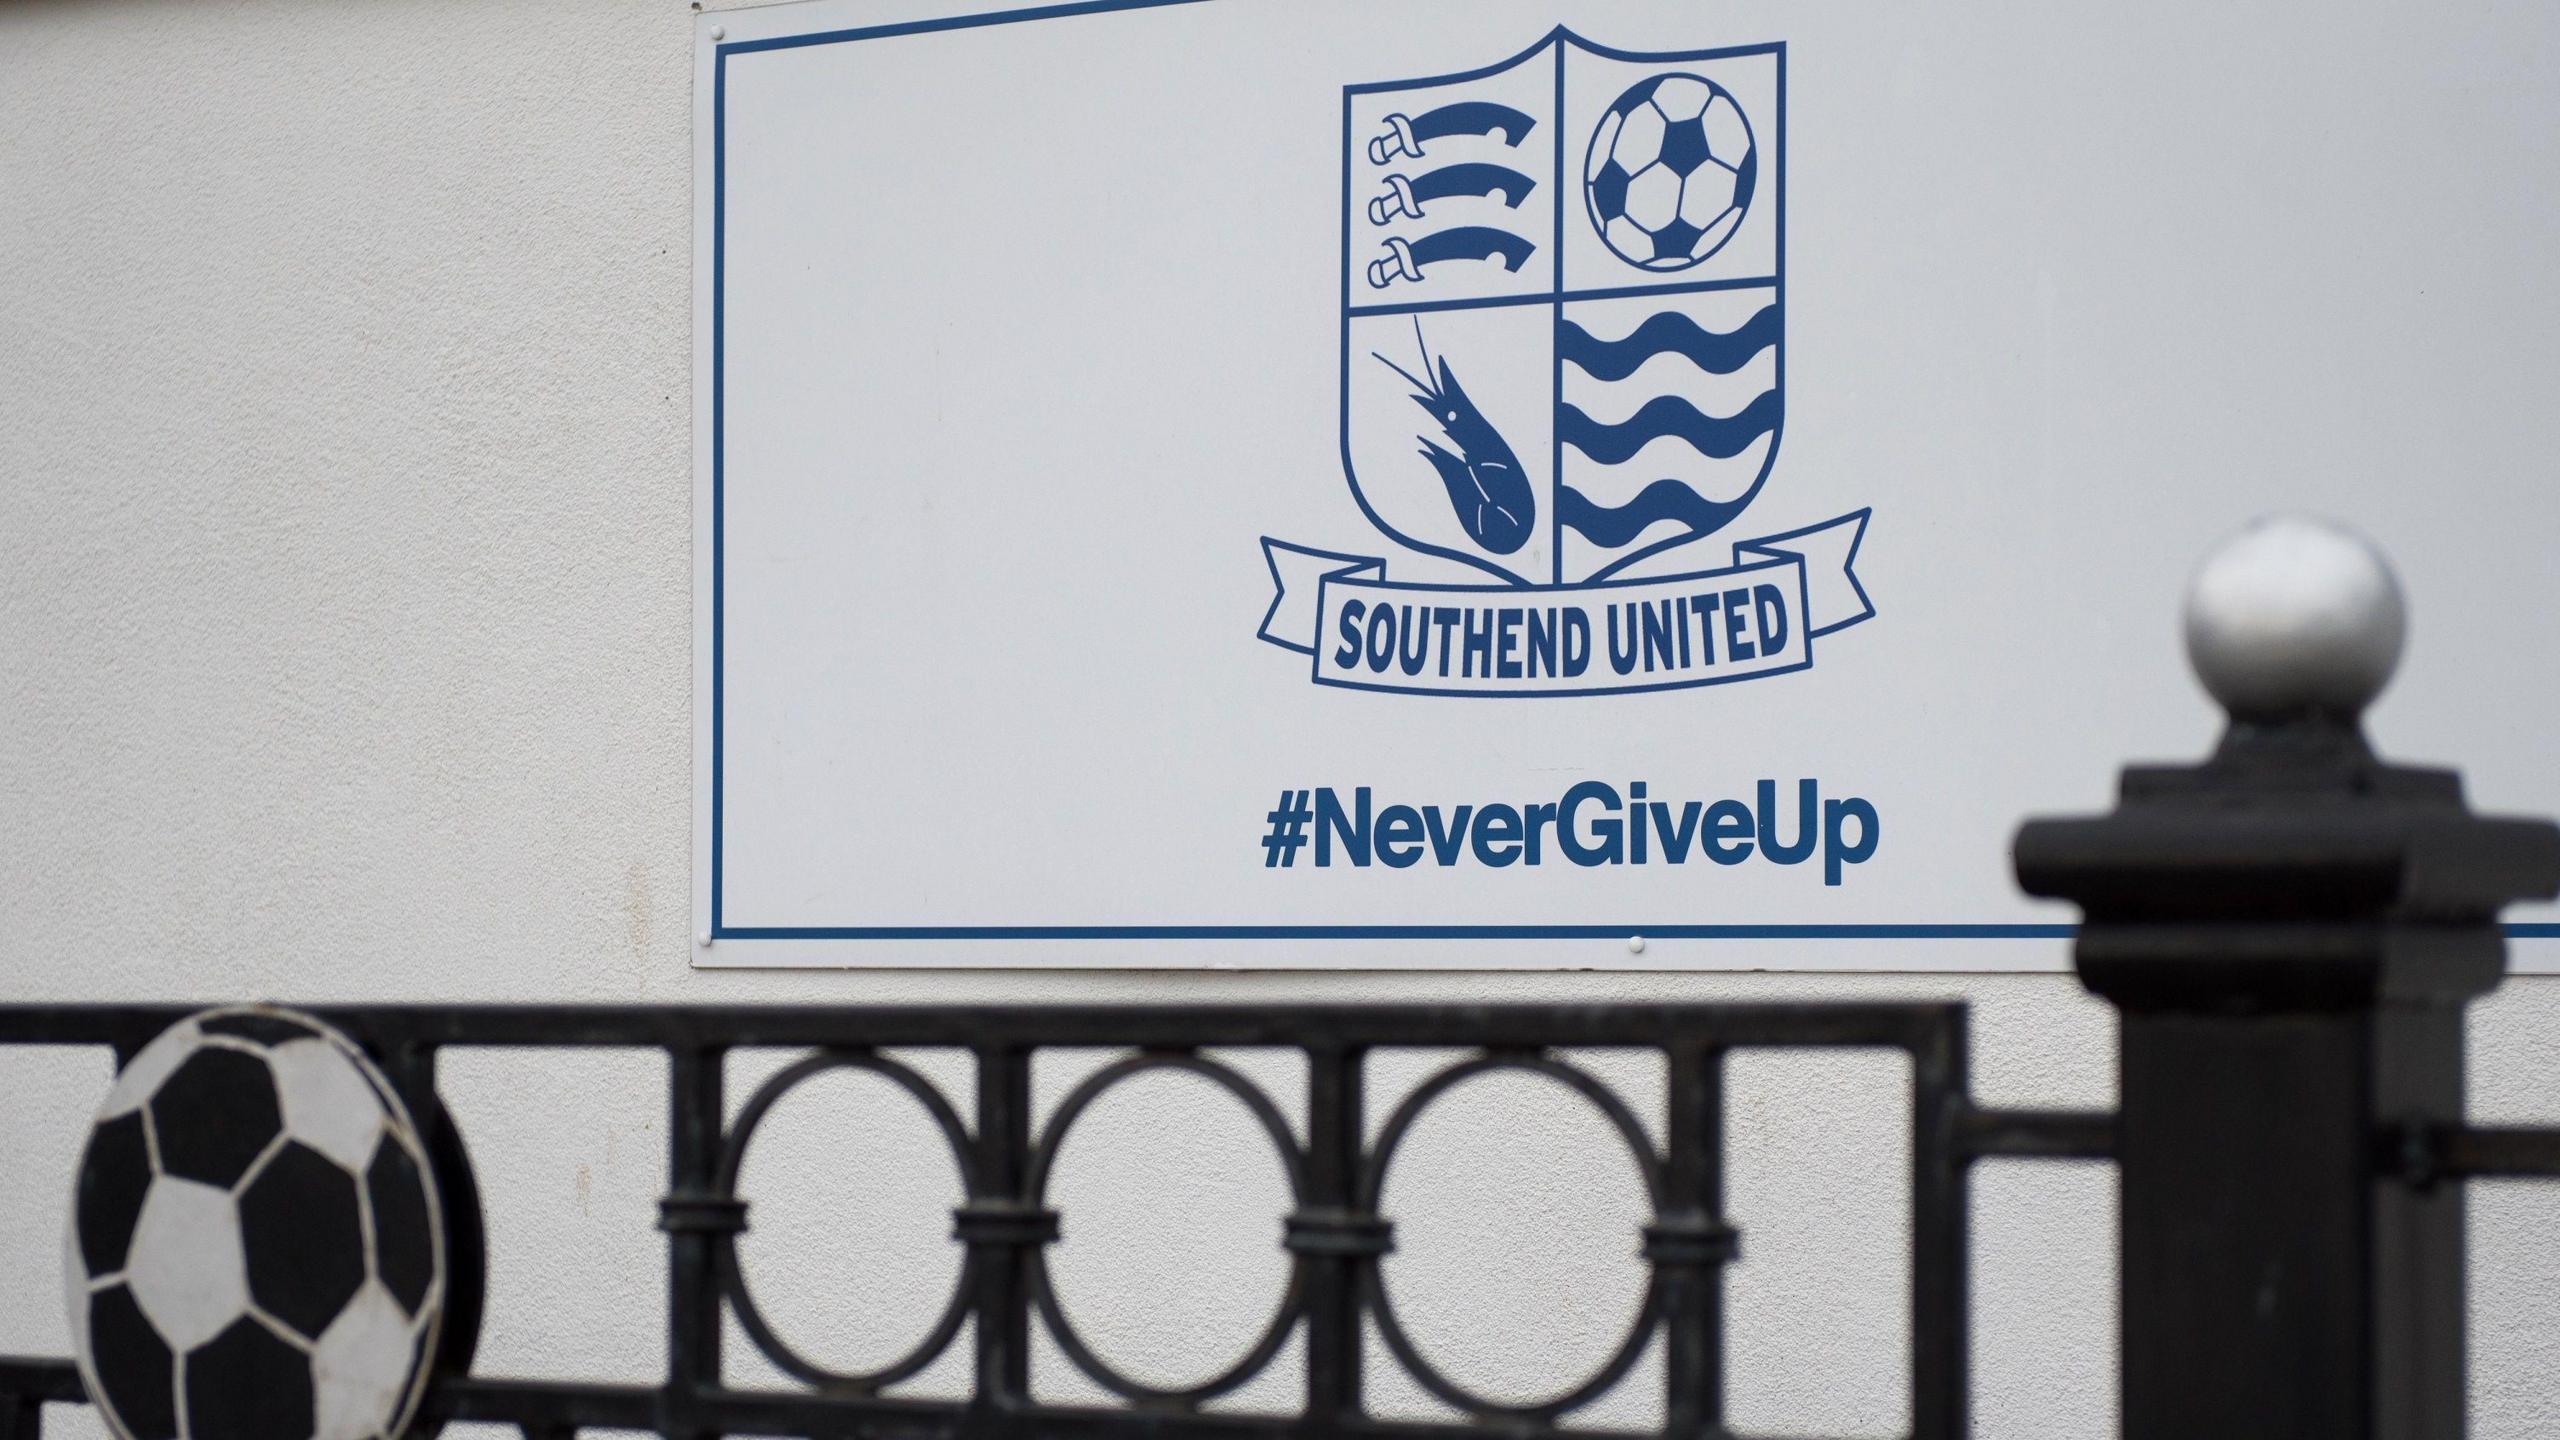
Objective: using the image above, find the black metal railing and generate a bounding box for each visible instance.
[10,526,2560,1440]
[0,1001,2114,1440]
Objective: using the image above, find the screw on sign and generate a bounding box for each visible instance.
[64,1007,447,1440]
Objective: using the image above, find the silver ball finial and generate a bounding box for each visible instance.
[2184,515,2405,723]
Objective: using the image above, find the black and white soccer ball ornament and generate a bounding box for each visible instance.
[1585,71,1758,271]
[65,1007,447,1440]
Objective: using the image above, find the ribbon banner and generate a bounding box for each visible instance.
[1258,511,1872,697]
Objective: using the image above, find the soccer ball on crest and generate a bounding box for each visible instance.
[1585,72,1758,271]
[65,1007,447,1440]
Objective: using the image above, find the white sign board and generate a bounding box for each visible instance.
[694,0,2560,969]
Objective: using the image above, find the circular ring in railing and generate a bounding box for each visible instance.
[1025,1050,1308,1406]
[714,1048,979,1393]
[1359,1050,1668,1422]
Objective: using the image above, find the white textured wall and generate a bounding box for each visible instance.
[2,2,2556,1437]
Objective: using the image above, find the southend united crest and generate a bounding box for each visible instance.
[1261,31,1872,696]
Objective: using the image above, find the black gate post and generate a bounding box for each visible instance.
[2015,518,2560,1440]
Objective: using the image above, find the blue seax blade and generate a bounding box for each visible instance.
[1409,163,1538,207]
[1410,226,1537,272]
[1410,100,1537,147]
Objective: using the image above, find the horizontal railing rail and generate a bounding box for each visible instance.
[0,1000,1977,1052]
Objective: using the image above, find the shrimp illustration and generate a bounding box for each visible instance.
[1372,320,1536,555]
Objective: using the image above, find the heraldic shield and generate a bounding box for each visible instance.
[1342,31,1783,587]
[1262,29,1860,696]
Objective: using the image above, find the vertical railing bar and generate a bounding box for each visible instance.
[1908,1011,1969,1440]
[1660,1040,1726,1438]
[1701,1045,1731,1437]
[971,1043,1036,1411]
[1302,1043,1368,1425]
[379,1039,487,1390]
[664,1040,726,1439]
[0,1395,40,1440]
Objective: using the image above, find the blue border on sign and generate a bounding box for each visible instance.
[713,0,1224,941]
[710,4,2545,947]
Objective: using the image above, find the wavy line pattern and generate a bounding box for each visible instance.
[1558,479,1758,549]
[1560,306,1779,382]
[1560,390,1781,465]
